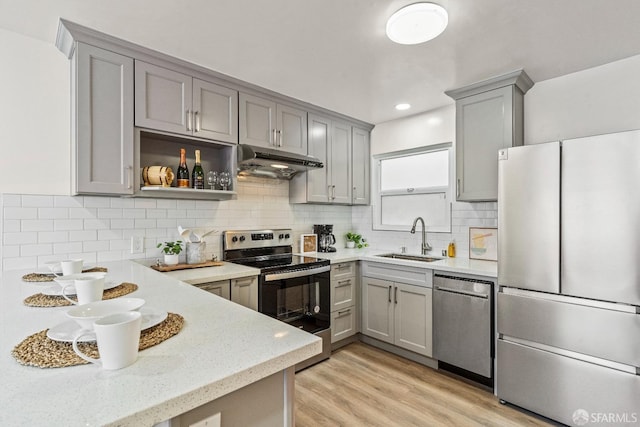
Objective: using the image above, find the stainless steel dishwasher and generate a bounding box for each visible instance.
[433,273,494,381]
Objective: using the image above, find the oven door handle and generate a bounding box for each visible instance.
[264,265,330,281]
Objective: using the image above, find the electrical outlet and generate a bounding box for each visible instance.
[130,236,144,254]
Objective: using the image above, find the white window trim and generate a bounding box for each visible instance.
[372,143,453,232]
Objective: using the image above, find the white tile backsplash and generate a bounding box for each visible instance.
[1,178,497,271]
[350,202,497,258]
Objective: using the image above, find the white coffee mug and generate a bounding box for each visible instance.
[62,276,105,305]
[60,259,83,276]
[72,311,142,370]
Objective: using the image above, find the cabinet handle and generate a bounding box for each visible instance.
[337,308,351,316]
[126,165,133,189]
[276,129,282,147]
[194,111,200,132]
[394,286,398,304]
[332,185,336,200]
[388,285,392,303]
[456,179,460,198]
[272,129,277,146]
[327,185,332,201]
[234,278,254,286]
[186,109,192,131]
[337,279,351,285]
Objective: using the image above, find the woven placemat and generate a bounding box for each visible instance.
[12,313,184,368]
[22,267,109,283]
[23,282,139,307]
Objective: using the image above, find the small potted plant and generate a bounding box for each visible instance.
[345,232,368,249]
[157,240,183,265]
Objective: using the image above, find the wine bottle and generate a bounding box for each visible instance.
[177,148,189,188]
[192,149,204,189]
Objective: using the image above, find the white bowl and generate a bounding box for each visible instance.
[66,298,145,330]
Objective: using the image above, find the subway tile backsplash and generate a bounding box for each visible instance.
[0,180,496,271]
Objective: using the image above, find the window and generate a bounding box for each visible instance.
[373,143,452,232]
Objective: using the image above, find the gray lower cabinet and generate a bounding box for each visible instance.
[330,262,358,344]
[135,60,238,144]
[196,280,231,300]
[239,92,307,155]
[290,114,353,204]
[230,276,259,311]
[361,277,433,357]
[73,43,134,195]
[445,70,533,202]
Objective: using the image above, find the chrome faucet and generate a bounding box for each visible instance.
[410,217,432,255]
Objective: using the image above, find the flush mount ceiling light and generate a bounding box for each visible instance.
[395,103,411,111]
[386,2,448,45]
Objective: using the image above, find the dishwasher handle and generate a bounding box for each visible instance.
[435,285,489,299]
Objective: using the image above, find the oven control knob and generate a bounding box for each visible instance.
[239,236,246,242]
[232,236,238,243]
[279,234,284,239]
[284,233,290,239]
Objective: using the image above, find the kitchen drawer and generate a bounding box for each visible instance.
[231,276,258,311]
[331,262,356,280]
[498,291,640,367]
[331,275,355,311]
[362,261,432,288]
[497,339,640,425]
[331,306,356,343]
[194,280,230,300]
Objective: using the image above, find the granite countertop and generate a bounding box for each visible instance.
[134,259,260,285]
[1,260,320,426]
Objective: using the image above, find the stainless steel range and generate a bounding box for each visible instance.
[223,229,331,371]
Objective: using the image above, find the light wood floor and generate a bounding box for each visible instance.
[295,342,551,427]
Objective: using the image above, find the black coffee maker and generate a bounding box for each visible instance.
[314,224,336,252]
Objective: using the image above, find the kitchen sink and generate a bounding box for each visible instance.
[376,253,443,263]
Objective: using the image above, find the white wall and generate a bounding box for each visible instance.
[358,104,498,257]
[525,54,640,144]
[0,28,71,194]
[370,105,455,155]
[0,177,353,271]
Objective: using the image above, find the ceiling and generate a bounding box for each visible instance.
[2,0,640,124]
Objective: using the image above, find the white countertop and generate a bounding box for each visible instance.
[1,260,320,426]
[301,248,498,278]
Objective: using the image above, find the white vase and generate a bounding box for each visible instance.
[164,254,179,265]
[346,241,356,249]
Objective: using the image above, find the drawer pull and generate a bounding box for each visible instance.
[337,279,351,285]
[337,308,351,316]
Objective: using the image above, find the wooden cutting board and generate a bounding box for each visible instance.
[151,261,225,272]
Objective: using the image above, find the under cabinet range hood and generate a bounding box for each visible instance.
[237,144,323,179]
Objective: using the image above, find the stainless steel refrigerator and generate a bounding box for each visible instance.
[496,130,640,425]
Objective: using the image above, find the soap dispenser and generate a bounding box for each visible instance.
[447,241,456,258]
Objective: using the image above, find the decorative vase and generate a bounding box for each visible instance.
[346,241,356,249]
[186,242,206,265]
[164,254,179,265]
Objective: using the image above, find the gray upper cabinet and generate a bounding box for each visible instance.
[290,115,370,205]
[351,126,370,205]
[291,114,352,204]
[239,92,307,155]
[135,61,238,144]
[74,43,134,195]
[446,69,533,202]
[330,120,353,204]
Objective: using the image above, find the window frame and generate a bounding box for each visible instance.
[372,143,453,233]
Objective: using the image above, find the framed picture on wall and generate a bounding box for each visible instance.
[469,227,498,261]
[300,234,318,254]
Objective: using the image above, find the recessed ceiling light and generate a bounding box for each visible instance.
[395,103,411,111]
[386,3,448,45]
